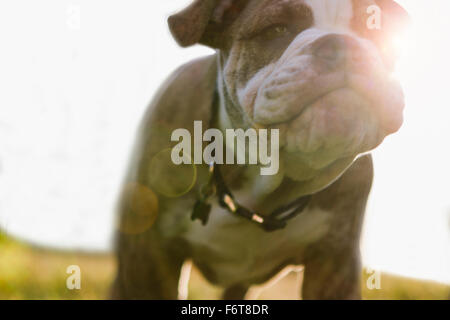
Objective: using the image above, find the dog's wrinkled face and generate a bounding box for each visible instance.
[169,0,408,183]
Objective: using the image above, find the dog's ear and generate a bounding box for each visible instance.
[375,0,411,34]
[168,0,247,48]
[371,0,411,70]
[168,0,217,47]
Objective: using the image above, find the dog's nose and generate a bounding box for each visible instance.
[312,34,358,68]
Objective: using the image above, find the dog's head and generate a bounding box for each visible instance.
[169,0,408,185]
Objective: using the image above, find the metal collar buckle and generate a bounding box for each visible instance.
[191,162,311,232]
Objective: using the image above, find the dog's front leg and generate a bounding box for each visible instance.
[301,155,373,300]
[302,246,362,300]
[111,230,185,300]
[222,284,250,300]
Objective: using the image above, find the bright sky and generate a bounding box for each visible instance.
[0,0,448,284]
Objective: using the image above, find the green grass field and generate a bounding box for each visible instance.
[0,232,448,300]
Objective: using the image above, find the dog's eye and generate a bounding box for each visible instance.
[260,25,290,41]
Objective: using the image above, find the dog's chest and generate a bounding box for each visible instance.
[182,202,333,286]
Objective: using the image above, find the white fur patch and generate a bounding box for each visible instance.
[183,203,332,286]
[305,0,354,33]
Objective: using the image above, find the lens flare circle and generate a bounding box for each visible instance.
[149,148,197,198]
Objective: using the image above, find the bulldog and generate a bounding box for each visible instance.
[112,0,409,300]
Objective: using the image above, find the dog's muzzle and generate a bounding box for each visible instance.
[252,31,404,168]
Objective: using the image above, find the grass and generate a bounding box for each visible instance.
[0,232,114,299]
[0,232,448,300]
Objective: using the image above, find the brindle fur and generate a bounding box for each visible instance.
[111,56,373,300]
[112,0,407,300]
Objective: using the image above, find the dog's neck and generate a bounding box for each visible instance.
[215,61,290,211]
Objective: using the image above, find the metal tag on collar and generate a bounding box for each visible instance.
[223,194,266,227]
[223,194,237,212]
[251,214,264,224]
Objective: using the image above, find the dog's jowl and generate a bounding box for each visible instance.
[112,0,409,300]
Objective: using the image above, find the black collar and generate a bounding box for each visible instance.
[191,83,311,232]
[191,162,311,232]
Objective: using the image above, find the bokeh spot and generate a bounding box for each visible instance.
[118,182,159,235]
[149,148,197,198]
